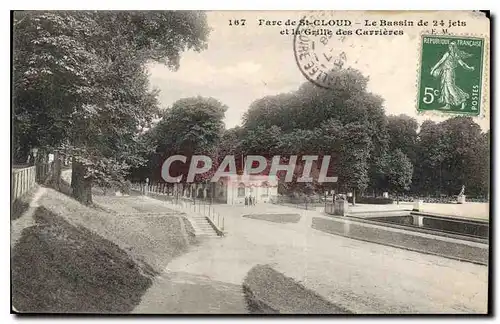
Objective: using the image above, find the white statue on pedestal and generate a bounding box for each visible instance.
[457,185,466,204]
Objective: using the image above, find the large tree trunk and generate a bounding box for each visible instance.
[71,158,92,205]
[51,152,62,190]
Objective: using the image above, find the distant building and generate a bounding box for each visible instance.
[214,174,279,205]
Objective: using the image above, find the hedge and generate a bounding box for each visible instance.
[347,196,394,204]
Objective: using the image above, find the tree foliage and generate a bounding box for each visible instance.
[240,68,384,199]
[386,115,418,164]
[130,61,488,200]
[385,149,413,197]
[413,117,488,197]
[337,123,372,196]
[143,96,227,183]
[238,70,489,198]
[13,11,210,204]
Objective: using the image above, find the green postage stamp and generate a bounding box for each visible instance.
[417,35,485,116]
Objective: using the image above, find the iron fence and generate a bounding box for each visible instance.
[130,182,225,233]
[269,195,326,210]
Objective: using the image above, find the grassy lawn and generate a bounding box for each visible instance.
[94,195,177,214]
[242,213,301,224]
[243,265,351,314]
[11,188,197,313]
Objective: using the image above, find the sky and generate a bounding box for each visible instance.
[148,11,490,131]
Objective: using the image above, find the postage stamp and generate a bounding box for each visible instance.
[417,35,485,116]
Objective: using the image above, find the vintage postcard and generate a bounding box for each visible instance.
[11,10,490,314]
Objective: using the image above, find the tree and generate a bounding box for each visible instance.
[13,11,210,204]
[152,96,227,156]
[240,68,387,198]
[413,117,489,198]
[440,117,485,196]
[338,123,372,205]
[238,125,282,164]
[413,120,447,195]
[144,96,227,198]
[243,93,296,131]
[386,115,418,164]
[219,126,244,157]
[385,149,413,204]
[468,130,490,198]
[243,68,385,136]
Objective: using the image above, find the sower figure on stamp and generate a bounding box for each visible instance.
[430,41,475,110]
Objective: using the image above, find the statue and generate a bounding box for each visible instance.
[457,185,466,204]
[430,42,475,110]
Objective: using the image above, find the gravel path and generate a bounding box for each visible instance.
[11,186,46,245]
[134,202,488,314]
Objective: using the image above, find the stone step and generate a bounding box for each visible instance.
[192,218,217,236]
[198,233,219,238]
[198,227,215,233]
[200,232,217,236]
[188,214,219,236]
[194,220,212,224]
[196,225,213,229]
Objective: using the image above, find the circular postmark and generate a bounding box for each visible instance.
[293,12,353,89]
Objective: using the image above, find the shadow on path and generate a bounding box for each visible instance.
[133,271,248,314]
[243,264,352,314]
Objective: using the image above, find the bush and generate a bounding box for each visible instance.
[347,196,394,204]
[120,180,132,195]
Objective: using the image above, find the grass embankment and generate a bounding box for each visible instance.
[11,188,197,313]
[242,265,352,314]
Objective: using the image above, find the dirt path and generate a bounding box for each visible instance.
[134,201,488,314]
[133,270,247,314]
[11,186,47,245]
